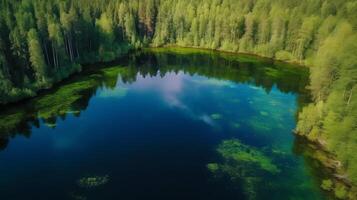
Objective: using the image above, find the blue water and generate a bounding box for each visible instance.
[0,49,328,200]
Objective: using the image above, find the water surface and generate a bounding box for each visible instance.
[0,48,329,200]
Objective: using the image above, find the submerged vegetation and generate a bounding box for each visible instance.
[77,175,110,188]
[0,65,129,150]
[207,139,305,199]
[213,139,281,174]
[207,139,278,199]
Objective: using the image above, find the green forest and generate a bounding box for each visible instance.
[0,0,356,199]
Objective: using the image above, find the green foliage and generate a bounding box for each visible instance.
[27,29,48,84]
[298,19,357,188]
[335,184,348,199]
[296,103,322,139]
[275,51,293,62]
[1,0,356,103]
[96,12,116,61]
[321,179,333,191]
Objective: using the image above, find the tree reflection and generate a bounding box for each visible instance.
[0,48,309,151]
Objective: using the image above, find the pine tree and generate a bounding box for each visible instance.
[27,28,47,84]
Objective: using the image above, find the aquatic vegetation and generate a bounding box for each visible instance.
[0,64,132,144]
[77,175,109,188]
[259,111,269,116]
[34,66,129,120]
[217,139,280,174]
[245,94,292,135]
[0,48,329,199]
[321,179,333,191]
[248,118,272,132]
[231,122,241,129]
[35,79,98,120]
[207,139,280,178]
[334,183,348,199]
[207,163,220,173]
[208,139,281,199]
[211,114,223,120]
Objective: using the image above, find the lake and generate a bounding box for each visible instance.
[0,48,330,200]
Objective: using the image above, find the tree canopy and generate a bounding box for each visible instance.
[0,0,356,198]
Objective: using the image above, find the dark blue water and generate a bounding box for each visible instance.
[0,48,328,200]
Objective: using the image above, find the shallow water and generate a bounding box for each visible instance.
[0,48,330,200]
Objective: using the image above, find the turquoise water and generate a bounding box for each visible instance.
[0,49,329,199]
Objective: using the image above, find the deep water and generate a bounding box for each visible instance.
[0,48,331,200]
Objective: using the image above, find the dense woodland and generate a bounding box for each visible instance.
[0,0,356,198]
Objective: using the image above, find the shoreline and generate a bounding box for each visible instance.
[148,45,308,68]
[1,46,354,198]
[295,133,356,199]
[1,46,306,106]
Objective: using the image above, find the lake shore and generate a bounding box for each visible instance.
[295,133,357,199]
[1,46,353,199]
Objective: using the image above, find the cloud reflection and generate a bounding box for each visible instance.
[130,72,219,127]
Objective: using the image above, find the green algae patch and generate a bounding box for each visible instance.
[248,118,272,132]
[34,66,129,120]
[35,78,98,119]
[0,65,130,139]
[208,139,281,200]
[260,111,269,116]
[321,179,333,191]
[211,113,223,120]
[207,163,220,173]
[77,175,109,188]
[217,139,280,174]
[335,183,348,199]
